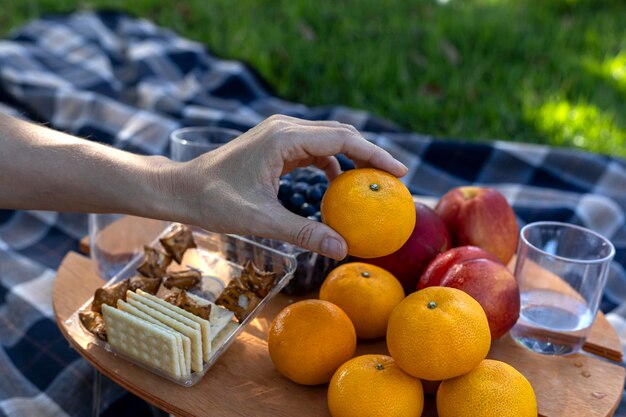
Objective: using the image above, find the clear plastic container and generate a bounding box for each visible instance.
[65,224,297,386]
[236,235,339,295]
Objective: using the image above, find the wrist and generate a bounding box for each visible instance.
[131,155,185,222]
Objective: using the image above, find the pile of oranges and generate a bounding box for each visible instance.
[267,168,537,417]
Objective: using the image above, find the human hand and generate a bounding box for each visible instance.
[161,115,408,260]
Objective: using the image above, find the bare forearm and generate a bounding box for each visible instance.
[0,113,408,260]
[0,113,173,218]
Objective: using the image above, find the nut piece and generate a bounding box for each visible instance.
[216,282,261,322]
[129,275,161,295]
[91,280,129,313]
[155,285,211,320]
[136,246,171,278]
[156,284,183,305]
[214,261,276,322]
[163,269,201,290]
[179,291,212,320]
[239,261,277,298]
[79,310,107,340]
[159,224,196,264]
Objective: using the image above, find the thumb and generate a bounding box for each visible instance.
[265,205,348,260]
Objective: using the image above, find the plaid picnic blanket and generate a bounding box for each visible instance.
[0,10,624,417]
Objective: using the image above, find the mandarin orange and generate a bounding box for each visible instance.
[328,354,424,417]
[386,286,491,381]
[437,359,537,417]
[268,300,356,385]
[320,168,415,258]
[319,262,405,339]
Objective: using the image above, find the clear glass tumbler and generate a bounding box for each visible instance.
[88,214,168,280]
[510,221,615,355]
[170,126,243,162]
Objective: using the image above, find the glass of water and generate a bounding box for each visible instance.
[510,221,615,355]
[170,126,242,162]
[89,214,168,280]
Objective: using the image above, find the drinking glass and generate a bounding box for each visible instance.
[88,214,168,280]
[510,221,615,355]
[170,126,243,162]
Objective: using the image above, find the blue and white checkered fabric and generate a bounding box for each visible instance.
[0,11,625,417]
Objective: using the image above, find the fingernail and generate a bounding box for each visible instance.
[322,237,344,259]
[395,160,408,172]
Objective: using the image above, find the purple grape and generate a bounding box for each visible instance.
[293,181,309,194]
[305,185,324,204]
[278,179,293,201]
[289,193,305,209]
[294,171,312,184]
[336,154,355,171]
[300,202,317,217]
[309,173,328,184]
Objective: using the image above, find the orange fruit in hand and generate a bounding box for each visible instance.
[328,354,424,417]
[268,300,356,385]
[319,262,405,339]
[437,359,537,417]
[386,286,491,381]
[321,168,415,258]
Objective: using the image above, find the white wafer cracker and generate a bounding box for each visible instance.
[135,289,212,361]
[127,292,203,373]
[102,304,181,379]
[117,300,188,378]
[117,300,191,379]
[210,321,239,357]
[186,292,235,340]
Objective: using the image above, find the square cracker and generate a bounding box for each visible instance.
[127,291,203,373]
[210,321,239,358]
[117,300,191,379]
[102,304,181,379]
[135,289,212,361]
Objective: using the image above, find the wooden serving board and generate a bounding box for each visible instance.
[54,252,624,417]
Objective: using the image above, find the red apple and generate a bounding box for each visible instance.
[434,186,519,264]
[355,202,451,293]
[419,246,520,339]
[418,245,501,288]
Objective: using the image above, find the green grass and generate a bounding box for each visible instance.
[2,0,625,157]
